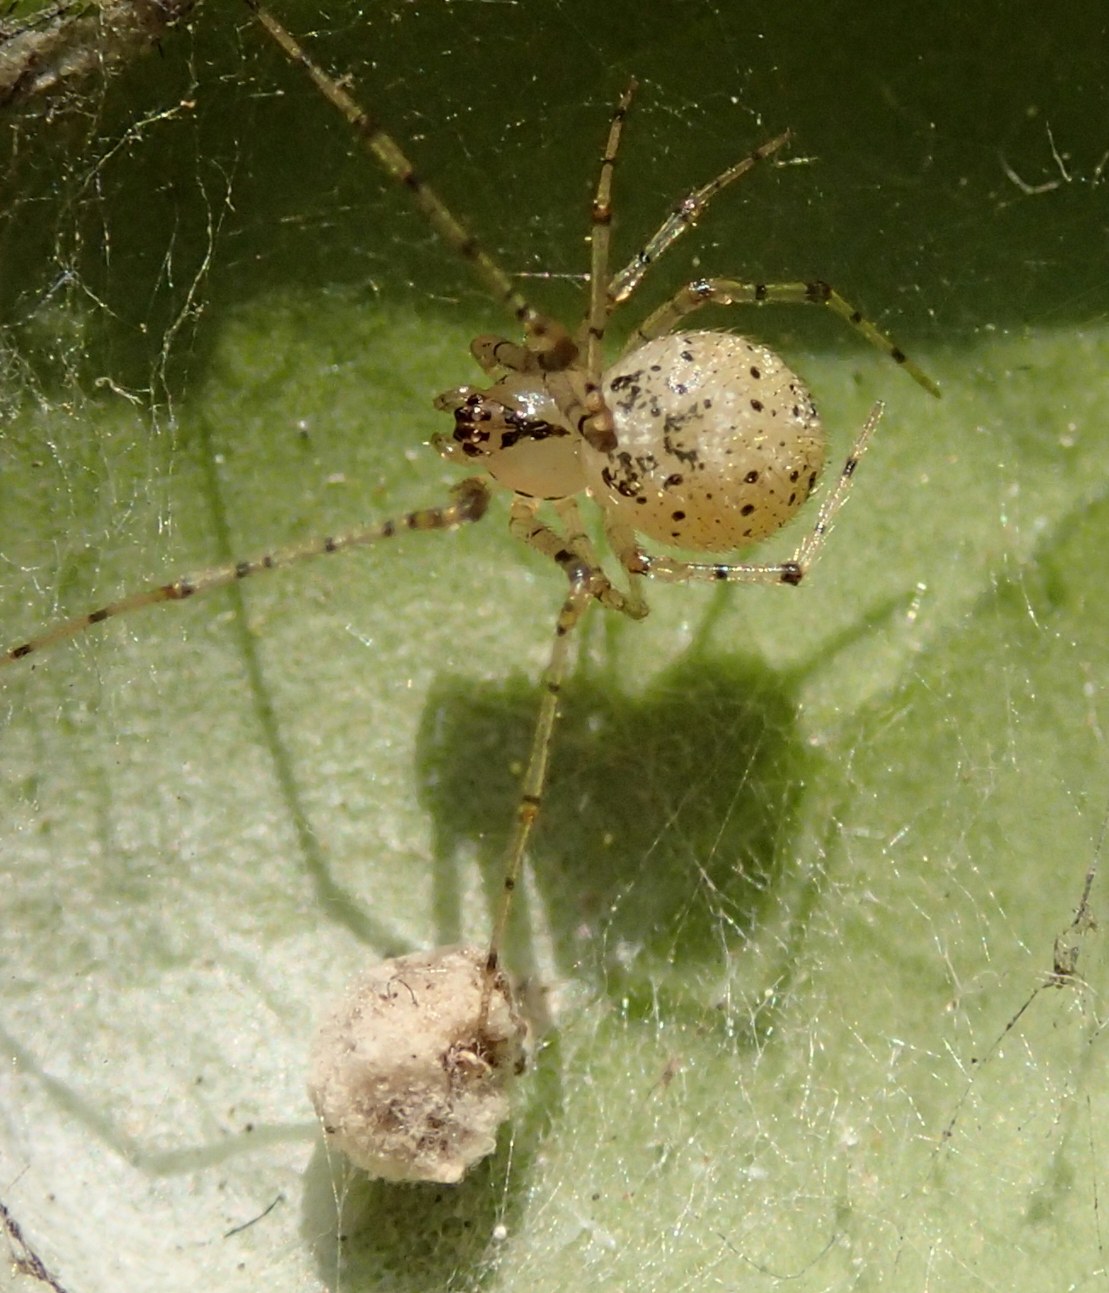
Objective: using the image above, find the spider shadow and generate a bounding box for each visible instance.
[416,625,817,1010]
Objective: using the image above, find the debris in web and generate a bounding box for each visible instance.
[307,945,528,1184]
[1,1198,71,1293]
[0,1,197,110]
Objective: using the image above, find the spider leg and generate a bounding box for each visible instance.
[539,80,639,460]
[553,498,649,620]
[477,551,594,1028]
[583,80,637,384]
[508,497,645,619]
[624,276,940,397]
[476,496,649,1022]
[244,2,576,369]
[468,336,541,377]
[608,128,792,307]
[633,403,883,586]
[3,479,492,665]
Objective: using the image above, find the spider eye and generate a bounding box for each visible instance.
[450,397,495,454]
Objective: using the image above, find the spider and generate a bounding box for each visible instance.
[3,1,939,1181]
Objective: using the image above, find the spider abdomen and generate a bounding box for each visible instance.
[585,331,825,551]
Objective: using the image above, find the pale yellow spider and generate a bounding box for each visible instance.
[3,0,939,1182]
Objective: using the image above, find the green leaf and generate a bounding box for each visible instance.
[2,3,1107,1290]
